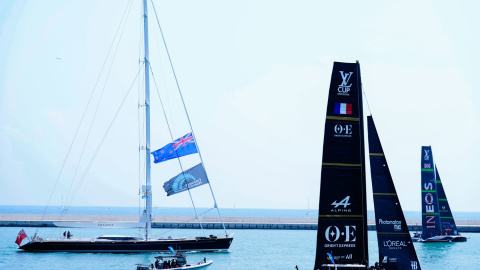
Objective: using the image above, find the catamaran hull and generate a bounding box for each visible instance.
[418,235,467,243]
[18,237,233,253]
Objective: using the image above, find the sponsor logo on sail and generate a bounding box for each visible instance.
[411,261,419,270]
[378,219,401,225]
[334,103,352,115]
[379,219,402,231]
[324,225,357,244]
[424,149,430,160]
[338,71,353,96]
[383,240,407,249]
[383,256,398,263]
[423,182,437,228]
[334,124,352,138]
[331,196,351,212]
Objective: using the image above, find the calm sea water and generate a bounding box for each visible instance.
[1,227,479,269]
[2,205,480,220]
[1,206,480,269]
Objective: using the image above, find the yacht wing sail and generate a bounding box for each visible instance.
[436,168,459,235]
[368,116,421,270]
[420,146,442,239]
[314,61,368,269]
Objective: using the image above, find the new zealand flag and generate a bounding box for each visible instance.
[152,132,198,163]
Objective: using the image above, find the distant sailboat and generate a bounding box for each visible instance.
[414,146,466,242]
[313,61,421,269]
[307,199,311,216]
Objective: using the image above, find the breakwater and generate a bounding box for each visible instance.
[1,214,479,232]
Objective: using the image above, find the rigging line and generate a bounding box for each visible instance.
[38,0,134,224]
[363,83,372,115]
[60,64,145,220]
[150,0,229,238]
[62,0,136,216]
[150,65,206,237]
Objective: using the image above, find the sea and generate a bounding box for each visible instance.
[1,206,479,269]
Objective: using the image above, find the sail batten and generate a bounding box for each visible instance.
[368,116,421,270]
[314,62,368,269]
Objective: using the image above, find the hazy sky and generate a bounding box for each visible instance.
[1,0,479,213]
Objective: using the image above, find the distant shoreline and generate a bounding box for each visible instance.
[2,214,479,232]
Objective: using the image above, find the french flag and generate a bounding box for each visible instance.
[334,103,352,115]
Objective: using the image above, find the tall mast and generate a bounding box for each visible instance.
[356,60,368,265]
[143,0,152,240]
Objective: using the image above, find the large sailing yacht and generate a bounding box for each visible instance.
[17,0,233,253]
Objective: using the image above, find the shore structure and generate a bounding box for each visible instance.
[2,214,480,232]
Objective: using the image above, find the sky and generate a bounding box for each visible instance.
[1,0,479,213]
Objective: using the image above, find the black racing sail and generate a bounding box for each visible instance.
[436,168,459,235]
[420,146,441,239]
[314,61,368,269]
[368,116,421,270]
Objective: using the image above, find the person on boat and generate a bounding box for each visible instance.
[204,257,206,263]
[63,231,66,239]
[67,231,71,239]
[154,259,160,269]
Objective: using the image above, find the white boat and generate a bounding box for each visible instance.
[137,254,213,270]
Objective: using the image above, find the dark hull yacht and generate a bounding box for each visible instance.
[19,235,233,253]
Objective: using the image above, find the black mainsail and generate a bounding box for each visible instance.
[314,61,368,269]
[420,146,442,239]
[436,168,459,235]
[368,116,421,270]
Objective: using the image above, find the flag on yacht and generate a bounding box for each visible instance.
[152,132,198,163]
[163,163,209,196]
[15,229,27,246]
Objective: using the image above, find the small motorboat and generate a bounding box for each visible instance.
[136,254,213,270]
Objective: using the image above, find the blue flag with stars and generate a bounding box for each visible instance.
[152,132,198,163]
